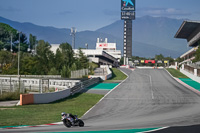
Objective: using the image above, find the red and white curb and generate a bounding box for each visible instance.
[175,78,200,96]
[0,122,62,129]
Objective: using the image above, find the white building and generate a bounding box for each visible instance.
[96,38,121,61]
[50,38,121,67]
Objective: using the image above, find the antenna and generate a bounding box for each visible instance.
[70,27,76,49]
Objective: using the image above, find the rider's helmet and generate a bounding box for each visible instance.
[61,112,66,116]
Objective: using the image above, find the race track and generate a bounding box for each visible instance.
[2,68,200,132]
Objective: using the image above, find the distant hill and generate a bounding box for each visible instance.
[0,16,189,58]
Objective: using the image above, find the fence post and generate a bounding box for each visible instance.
[0,79,2,95]
[39,79,42,93]
[10,77,12,92]
[194,69,197,76]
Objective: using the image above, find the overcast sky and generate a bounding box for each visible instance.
[0,0,200,31]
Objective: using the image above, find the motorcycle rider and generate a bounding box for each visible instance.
[61,112,76,125]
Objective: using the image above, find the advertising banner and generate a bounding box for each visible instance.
[121,0,135,11]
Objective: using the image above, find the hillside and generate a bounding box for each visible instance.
[0,16,188,58]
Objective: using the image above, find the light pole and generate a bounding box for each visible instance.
[85,43,88,49]
[10,33,13,53]
[18,31,21,91]
[70,27,76,49]
[18,32,21,77]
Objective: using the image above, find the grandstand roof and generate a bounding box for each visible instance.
[175,20,200,47]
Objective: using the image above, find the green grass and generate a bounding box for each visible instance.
[166,68,189,78]
[0,93,103,126]
[107,68,127,81]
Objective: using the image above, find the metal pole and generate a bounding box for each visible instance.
[10,33,13,53]
[0,80,2,95]
[18,32,20,76]
[18,32,21,91]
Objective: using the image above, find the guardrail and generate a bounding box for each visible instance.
[70,78,101,95]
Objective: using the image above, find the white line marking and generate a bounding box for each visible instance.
[136,72,154,100]
[137,126,169,133]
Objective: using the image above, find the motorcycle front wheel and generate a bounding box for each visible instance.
[78,119,84,127]
[63,119,72,128]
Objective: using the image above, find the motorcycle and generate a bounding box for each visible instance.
[61,112,84,128]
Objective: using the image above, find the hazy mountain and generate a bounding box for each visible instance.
[0,16,189,58]
[97,16,189,55]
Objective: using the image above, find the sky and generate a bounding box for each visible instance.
[0,0,200,31]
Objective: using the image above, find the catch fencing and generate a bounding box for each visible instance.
[71,69,89,78]
[184,65,194,74]
[0,77,80,95]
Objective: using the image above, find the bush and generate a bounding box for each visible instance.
[0,91,21,101]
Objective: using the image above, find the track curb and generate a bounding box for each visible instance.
[164,69,200,96]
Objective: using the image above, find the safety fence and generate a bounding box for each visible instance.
[184,65,194,74]
[198,69,200,77]
[0,77,80,95]
[71,69,89,78]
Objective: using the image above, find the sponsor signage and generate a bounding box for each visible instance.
[98,43,108,47]
[121,0,135,11]
[141,60,145,63]
[121,12,135,20]
[134,60,139,63]
[145,60,156,64]
[164,61,169,64]
[157,60,163,63]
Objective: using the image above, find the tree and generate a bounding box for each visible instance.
[0,50,12,73]
[155,54,164,60]
[61,65,71,78]
[20,53,38,75]
[193,44,200,63]
[77,48,89,69]
[36,40,54,74]
[0,23,18,51]
[59,42,74,68]
[29,34,37,50]
[48,67,59,75]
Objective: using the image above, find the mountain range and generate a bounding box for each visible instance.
[0,16,189,58]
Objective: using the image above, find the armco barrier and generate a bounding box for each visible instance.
[71,78,101,95]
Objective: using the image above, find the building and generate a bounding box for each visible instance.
[51,38,121,67]
[96,38,121,61]
[175,20,200,65]
[175,20,200,83]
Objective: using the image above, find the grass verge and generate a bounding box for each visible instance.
[107,68,127,81]
[166,68,189,78]
[0,93,103,126]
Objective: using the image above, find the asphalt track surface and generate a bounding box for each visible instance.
[2,68,200,133]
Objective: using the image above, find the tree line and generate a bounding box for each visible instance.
[0,23,91,77]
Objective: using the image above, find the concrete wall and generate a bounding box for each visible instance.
[180,68,200,83]
[33,88,71,104]
[20,78,101,105]
[89,65,112,80]
[100,65,112,80]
